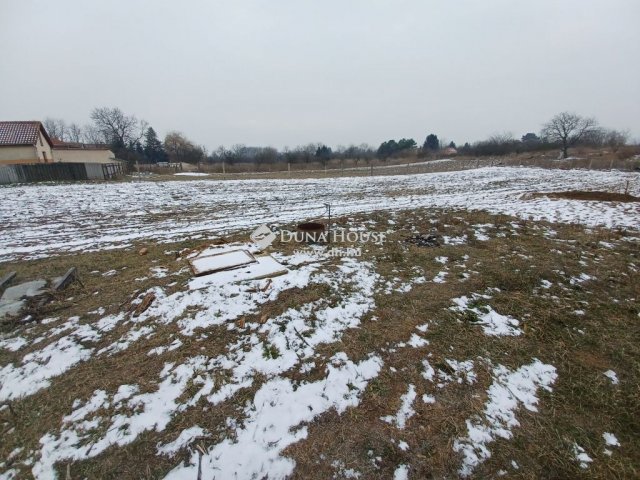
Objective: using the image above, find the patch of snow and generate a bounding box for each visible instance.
[150,267,169,278]
[157,426,206,456]
[570,273,594,285]
[33,356,211,479]
[603,370,619,385]
[148,338,183,356]
[164,354,382,480]
[453,359,557,477]
[603,432,620,448]
[393,464,409,480]
[0,334,94,402]
[572,443,592,469]
[407,334,428,348]
[0,336,28,352]
[422,359,435,382]
[434,359,476,387]
[381,384,417,429]
[451,294,522,336]
[443,235,467,245]
[433,271,448,283]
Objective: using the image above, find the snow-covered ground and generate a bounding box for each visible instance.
[0,167,638,261]
[0,167,636,479]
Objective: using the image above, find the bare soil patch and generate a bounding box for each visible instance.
[531,190,640,202]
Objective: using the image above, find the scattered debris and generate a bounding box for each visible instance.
[133,292,156,317]
[405,233,441,247]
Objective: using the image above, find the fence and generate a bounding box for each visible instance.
[0,162,125,185]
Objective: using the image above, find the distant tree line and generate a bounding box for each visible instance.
[209,143,379,168]
[44,109,632,169]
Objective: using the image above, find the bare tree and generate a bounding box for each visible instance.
[604,129,629,152]
[254,147,278,169]
[68,123,84,143]
[90,107,147,147]
[43,117,68,141]
[541,112,599,158]
[82,124,105,144]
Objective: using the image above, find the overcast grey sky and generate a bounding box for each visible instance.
[1,0,638,150]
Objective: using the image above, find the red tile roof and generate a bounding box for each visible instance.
[0,121,53,147]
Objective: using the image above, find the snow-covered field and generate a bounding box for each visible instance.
[1,167,638,261]
[0,167,637,479]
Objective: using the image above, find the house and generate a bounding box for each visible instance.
[51,139,116,164]
[0,121,118,165]
[442,147,458,156]
[0,121,54,164]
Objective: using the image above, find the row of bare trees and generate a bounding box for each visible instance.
[456,113,629,158]
[209,143,377,167]
[45,109,633,169]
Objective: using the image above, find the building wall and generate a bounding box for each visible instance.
[53,149,116,164]
[0,145,39,164]
[35,131,53,162]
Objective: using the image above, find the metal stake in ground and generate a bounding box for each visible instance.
[324,203,331,244]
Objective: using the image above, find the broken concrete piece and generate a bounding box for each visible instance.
[51,268,79,291]
[1,280,47,302]
[189,255,288,290]
[0,280,48,321]
[0,301,24,319]
[0,271,16,291]
[189,249,257,276]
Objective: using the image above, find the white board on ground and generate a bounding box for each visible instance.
[189,255,288,289]
[190,250,256,276]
